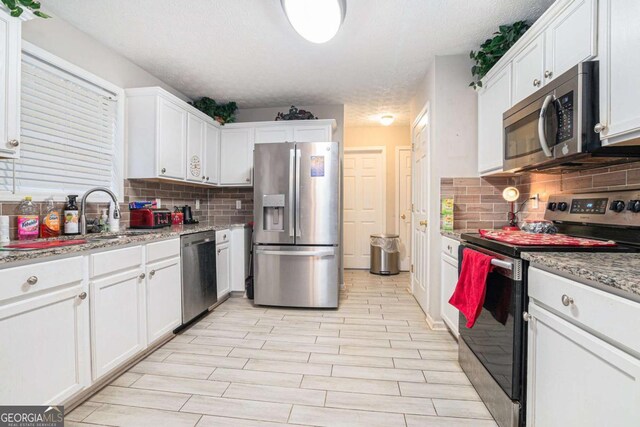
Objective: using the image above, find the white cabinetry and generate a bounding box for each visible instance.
[157,98,187,180]
[255,125,294,144]
[0,9,23,159]
[204,122,220,184]
[186,113,205,183]
[598,0,640,145]
[219,127,254,186]
[526,267,640,426]
[0,257,89,404]
[512,34,545,102]
[293,124,332,142]
[216,229,231,298]
[145,257,181,344]
[478,64,511,174]
[439,236,460,337]
[230,225,248,292]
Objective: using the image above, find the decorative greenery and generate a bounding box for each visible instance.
[1,0,50,18]
[469,21,530,89]
[189,97,238,125]
[275,106,317,121]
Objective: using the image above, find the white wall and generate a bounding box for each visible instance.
[236,104,345,143]
[409,54,478,326]
[22,17,190,101]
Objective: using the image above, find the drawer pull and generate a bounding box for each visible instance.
[78,292,87,300]
[447,245,452,251]
[26,276,38,285]
[561,294,574,306]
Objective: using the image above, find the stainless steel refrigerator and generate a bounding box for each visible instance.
[253,141,340,308]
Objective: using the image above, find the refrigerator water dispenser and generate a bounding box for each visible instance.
[263,194,286,231]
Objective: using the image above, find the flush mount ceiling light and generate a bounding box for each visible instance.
[380,115,395,126]
[281,0,346,44]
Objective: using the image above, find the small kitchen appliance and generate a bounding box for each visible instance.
[181,205,198,224]
[129,208,171,229]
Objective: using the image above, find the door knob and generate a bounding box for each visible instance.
[401,214,406,219]
[419,220,428,227]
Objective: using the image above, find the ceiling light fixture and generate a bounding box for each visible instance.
[380,115,395,126]
[281,0,346,44]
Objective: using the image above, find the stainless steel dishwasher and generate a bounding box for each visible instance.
[181,230,217,324]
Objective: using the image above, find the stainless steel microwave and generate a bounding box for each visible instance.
[503,61,640,173]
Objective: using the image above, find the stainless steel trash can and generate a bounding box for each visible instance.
[370,233,400,275]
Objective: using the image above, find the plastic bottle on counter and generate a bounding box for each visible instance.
[40,198,61,238]
[64,195,80,235]
[0,215,10,244]
[17,196,39,240]
[108,201,120,233]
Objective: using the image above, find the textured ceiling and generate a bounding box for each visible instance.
[42,0,553,126]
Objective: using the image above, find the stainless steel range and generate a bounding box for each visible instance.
[458,189,640,427]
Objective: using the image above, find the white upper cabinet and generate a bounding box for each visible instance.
[598,0,640,145]
[478,64,511,174]
[293,124,332,142]
[157,98,187,180]
[255,125,294,144]
[186,113,205,183]
[204,122,220,184]
[0,9,24,159]
[219,127,254,186]
[512,33,546,102]
[544,0,597,83]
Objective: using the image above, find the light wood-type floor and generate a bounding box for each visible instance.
[67,270,496,426]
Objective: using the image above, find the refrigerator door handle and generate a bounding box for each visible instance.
[295,148,302,237]
[289,148,295,237]
[255,249,334,257]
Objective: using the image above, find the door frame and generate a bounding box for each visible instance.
[395,145,412,271]
[343,146,387,269]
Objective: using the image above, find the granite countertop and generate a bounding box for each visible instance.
[522,252,640,300]
[440,229,478,241]
[0,222,247,267]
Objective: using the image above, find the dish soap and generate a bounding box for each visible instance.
[64,195,80,235]
[41,198,61,238]
[17,196,39,241]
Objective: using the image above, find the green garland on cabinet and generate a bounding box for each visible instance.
[189,97,238,125]
[1,0,49,18]
[469,21,529,89]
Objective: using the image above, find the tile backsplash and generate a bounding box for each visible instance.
[0,180,254,240]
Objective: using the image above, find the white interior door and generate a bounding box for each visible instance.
[412,113,429,297]
[396,147,412,271]
[343,148,385,269]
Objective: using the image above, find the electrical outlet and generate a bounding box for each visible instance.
[236,200,242,210]
[532,193,539,209]
[156,198,161,209]
[195,199,200,210]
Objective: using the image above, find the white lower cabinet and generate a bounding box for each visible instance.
[0,285,90,404]
[146,256,181,344]
[440,253,459,337]
[90,268,146,380]
[216,230,231,298]
[526,268,640,426]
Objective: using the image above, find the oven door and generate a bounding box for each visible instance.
[503,89,559,173]
[458,243,527,401]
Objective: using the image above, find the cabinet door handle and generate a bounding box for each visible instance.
[206,177,210,181]
[561,294,574,306]
[217,249,221,255]
[149,270,156,277]
[544,70,553,79]
[26,276,38,285]
[594,123,607,134]
[161,168,167,174]
[447,245,452,251]
[522,311,532,321]
[533,78,541,87]
[139,273,146,280]
[8,139,19,147]
[78,291,87,300]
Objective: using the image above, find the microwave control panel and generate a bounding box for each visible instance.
[556,92,574,144]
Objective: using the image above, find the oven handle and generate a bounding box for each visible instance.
[538,94,555,158]
[491,259,513,271]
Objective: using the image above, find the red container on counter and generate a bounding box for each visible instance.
[171,211,184,225]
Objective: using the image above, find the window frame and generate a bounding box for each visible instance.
[0,41,125,203]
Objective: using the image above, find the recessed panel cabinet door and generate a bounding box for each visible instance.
[526,302,640,427]
[0,9,21,159]
[293,125,331,142]
[440,254,459,337]
[186,113,205,182]
[599,0,640,144]
[157,98,187,179]
[204,122,220,184]
[255,126,294,144]
[220,128,253,185]
[216,242,231,298]
[146,257,181,344]
[0,285,90,405]
[512,33,545,103]
[478,64,511,174]
[91,270,146,380]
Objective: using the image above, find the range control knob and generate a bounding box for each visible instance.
[547,202,557,211]
[627,200,640,213]
[557,202,568,212]
[610,200,626,213]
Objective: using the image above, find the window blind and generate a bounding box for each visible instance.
[0,53,118,196]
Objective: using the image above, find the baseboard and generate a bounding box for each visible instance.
[425,312,447,331]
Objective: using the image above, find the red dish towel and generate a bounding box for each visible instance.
[449,248,495,328]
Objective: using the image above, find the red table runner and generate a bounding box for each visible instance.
[478,230,617,247]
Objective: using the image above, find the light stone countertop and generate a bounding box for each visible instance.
[522,251,640,300]
[0,222,247,268]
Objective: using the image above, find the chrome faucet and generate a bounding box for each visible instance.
[80,187,121,235]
